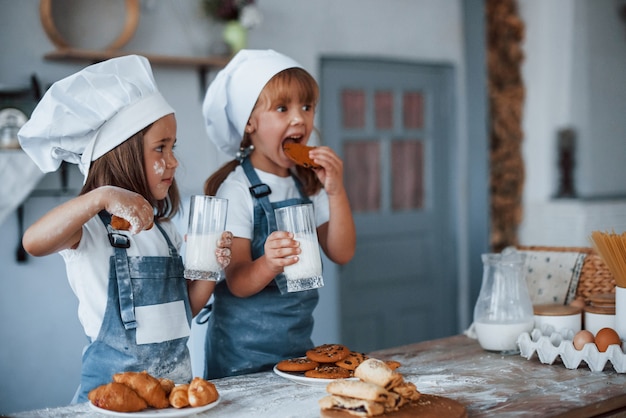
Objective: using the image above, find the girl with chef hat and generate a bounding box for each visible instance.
[200,49,356,379]
[18,55,232,402]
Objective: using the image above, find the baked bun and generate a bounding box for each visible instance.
[283,142,320,168]
[168,384,189,409]
[188,377,219,407]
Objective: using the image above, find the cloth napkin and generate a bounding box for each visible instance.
[518,249,586,305]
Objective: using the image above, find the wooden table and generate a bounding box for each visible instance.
[12,335,626,417]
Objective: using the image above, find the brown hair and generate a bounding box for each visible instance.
[204,67,322,197]
[81,127,181,220]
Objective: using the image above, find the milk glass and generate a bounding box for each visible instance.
[473,249,534,354]
[184,195,228,280]
[274,204,324,292]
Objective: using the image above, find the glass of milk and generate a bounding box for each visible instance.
[274,204,324,292]
[184,195,228,280]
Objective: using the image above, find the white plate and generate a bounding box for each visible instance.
[88,396,219,417]
[273,365,357,387]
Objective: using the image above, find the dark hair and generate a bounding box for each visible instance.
[81,127,181,220]
[204,67,323,197]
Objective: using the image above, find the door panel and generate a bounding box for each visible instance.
[321,58,457,352]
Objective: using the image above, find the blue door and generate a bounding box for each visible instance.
[321,57,458,351]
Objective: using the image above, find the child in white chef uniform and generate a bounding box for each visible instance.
[200,49,356,379]
[18,55,232,402]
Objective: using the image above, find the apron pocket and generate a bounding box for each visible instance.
[135,300,190,345]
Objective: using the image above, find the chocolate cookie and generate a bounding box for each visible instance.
[283,142,320,168]
[305,364,352,379]
[276,357,320,372]
[306,344,350,363]
[335,351,368,371]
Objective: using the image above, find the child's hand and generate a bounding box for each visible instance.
[263,231,301,274]
[309,146,346,196]
[215,231,233,269]
[102,186,154,234]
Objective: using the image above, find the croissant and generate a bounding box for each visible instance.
[159,377,175,396]
[188,377,219,407]
[88,382,147,412]
[169,384,190,409]
[113,371,169,409]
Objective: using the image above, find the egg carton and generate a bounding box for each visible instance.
[517,327,626,372]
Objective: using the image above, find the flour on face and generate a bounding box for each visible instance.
[153,159,165,176]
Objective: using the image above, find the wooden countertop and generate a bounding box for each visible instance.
[12,335,626,417]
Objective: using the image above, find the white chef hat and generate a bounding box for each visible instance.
[202,49,302,157]
[18,54,174,180]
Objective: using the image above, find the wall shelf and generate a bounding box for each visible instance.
[44,48,231,93]
[44,48,230,68]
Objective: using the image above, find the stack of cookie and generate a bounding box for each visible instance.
[276,343,370,379]
[319,358,421,417]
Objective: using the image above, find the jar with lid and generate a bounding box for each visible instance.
[473,250,534,353]
[533,304,582,334]
[584,293,616,335]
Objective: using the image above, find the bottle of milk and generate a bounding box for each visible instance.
[473,249,534,353]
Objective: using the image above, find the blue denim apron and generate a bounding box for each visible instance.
[203,158,319,379]
[77,212,192,402]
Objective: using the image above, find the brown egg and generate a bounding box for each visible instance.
[595,327,621,352]
[572,330,595,350]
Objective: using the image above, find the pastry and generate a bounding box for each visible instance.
[283,142,320,168]
[305,364,352,379]
[319,394,385,417]
[382,391,402,412]
[326,380,393,404]
[188,377,219,407]
[110,215,132,231]
[159,378,175,396]
[110,214,153,231]
[88,381,147,413]
[112,370,169,409]
[354,358,404,390]
[306,343,350,363]
[391,381,421,401]
[276,357,320,372]
[335,351,368,371]
[168,384,190,409]
[384,360,401,370]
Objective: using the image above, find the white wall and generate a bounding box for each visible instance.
[0,0,468,414]
[518,0,626,246]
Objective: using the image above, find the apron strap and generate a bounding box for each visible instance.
[240,158,313,294]
[241,158,311,229]
[97,211,138,330]
[113,243,137,330]
[154,221,179,257]
[242,158,278,233]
